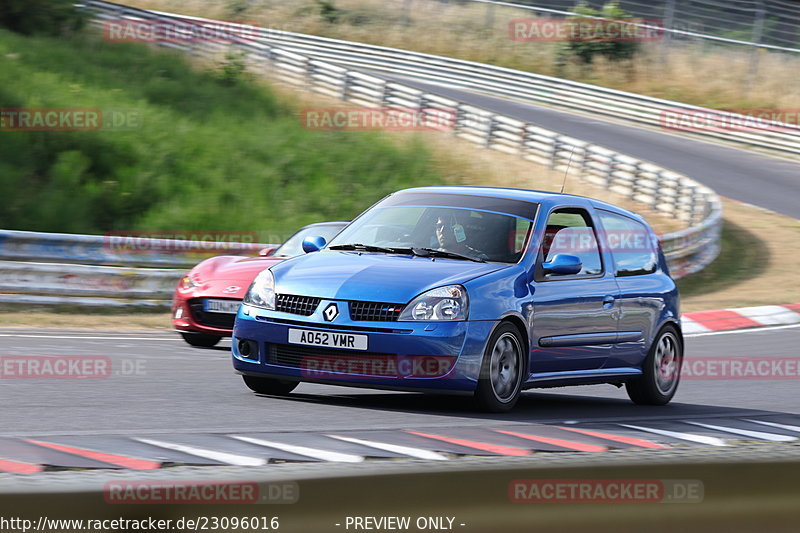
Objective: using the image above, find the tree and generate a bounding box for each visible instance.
[561,1,642,64]
[0,0,86,36]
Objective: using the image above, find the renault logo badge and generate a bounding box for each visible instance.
[323,303,339,322]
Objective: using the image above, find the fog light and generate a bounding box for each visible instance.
[238,339,252,357]
[174,307,183,319]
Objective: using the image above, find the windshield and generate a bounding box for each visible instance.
[327,205,533,263]
[272,223,347,258]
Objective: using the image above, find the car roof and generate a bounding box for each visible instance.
[395,186,648,225]
[300,221,349,229]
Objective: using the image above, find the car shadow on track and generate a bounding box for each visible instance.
[254,387,777,425]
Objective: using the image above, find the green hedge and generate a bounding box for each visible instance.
[0,30,443,236]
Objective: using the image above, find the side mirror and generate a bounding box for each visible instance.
[301,235,327,253]
[542,254,582,276]
[258,246,277,257]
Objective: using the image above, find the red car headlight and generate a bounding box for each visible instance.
[179,275,199,291]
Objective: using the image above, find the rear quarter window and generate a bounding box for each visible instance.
[597,210,658,276]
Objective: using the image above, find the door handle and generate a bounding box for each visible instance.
[602,295,616,308]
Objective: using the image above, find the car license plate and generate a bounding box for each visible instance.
[288,328,368,351]
[204,299,241,314]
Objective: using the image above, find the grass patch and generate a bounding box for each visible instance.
[677,220,767,300]
[0,29,443,235]
[679,199,800,311]
[0,311,171,329]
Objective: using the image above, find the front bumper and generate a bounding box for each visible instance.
[172,294,235,337]
[231,303,496,392]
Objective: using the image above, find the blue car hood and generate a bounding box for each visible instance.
[271,250,509,303]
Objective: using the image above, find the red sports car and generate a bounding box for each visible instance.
[172,221,348,347]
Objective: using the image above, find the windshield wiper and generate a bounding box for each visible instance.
[330,244,486,262]
[329,243,414,254]
[411,247,486,263]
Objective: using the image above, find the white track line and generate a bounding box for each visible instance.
[745,419,800,433]
[327,434,448,461]
[684,323,800,338]
[619,424,728,446]
[136,438,266,466]
[0,334,180,341]
[685,421,797,442]
[232,435,363,463]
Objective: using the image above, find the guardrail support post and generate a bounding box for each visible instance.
[484,115,495,148]
[485,3,495,29]
[630,161,641,200]
[605,154,616,189]
[341,73,351,101]
[549,138,560,170]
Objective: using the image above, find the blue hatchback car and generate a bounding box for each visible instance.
[232,187,683,411]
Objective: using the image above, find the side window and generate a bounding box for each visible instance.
[597,210,658,277]
[540,208,603,277]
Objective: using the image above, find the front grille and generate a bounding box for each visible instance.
[189,300,236,329]
[269,344,395,375]
[271,344,391,365]
[268,344,454,378]
[276,294,320,316]
[349,301,404,322]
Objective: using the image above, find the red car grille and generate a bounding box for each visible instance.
[189,300,236,330]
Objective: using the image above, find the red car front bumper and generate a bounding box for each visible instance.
[172,294,236,337]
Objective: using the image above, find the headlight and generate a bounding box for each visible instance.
[178,275,199,290]
[243,269,276,309]
[399,285,468,321]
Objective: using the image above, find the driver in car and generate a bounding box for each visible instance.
[434,213,488,260]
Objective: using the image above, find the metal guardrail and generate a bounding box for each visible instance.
[122,1,800,158]
[246,28,800,157]
[0,229,269,269]
[0,230,273,308]
[0,2,723,308]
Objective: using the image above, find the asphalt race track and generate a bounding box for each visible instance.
[1,325,798,470]
[2,23,800,473]
[381,75,800,219]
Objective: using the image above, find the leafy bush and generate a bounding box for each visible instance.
[212,51,254,86]
[315,0,342,24]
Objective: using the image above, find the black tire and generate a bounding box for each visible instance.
[242,375,298,396]
[181,332,221,347]
[474,322,525,412]
[626,324,683,405]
